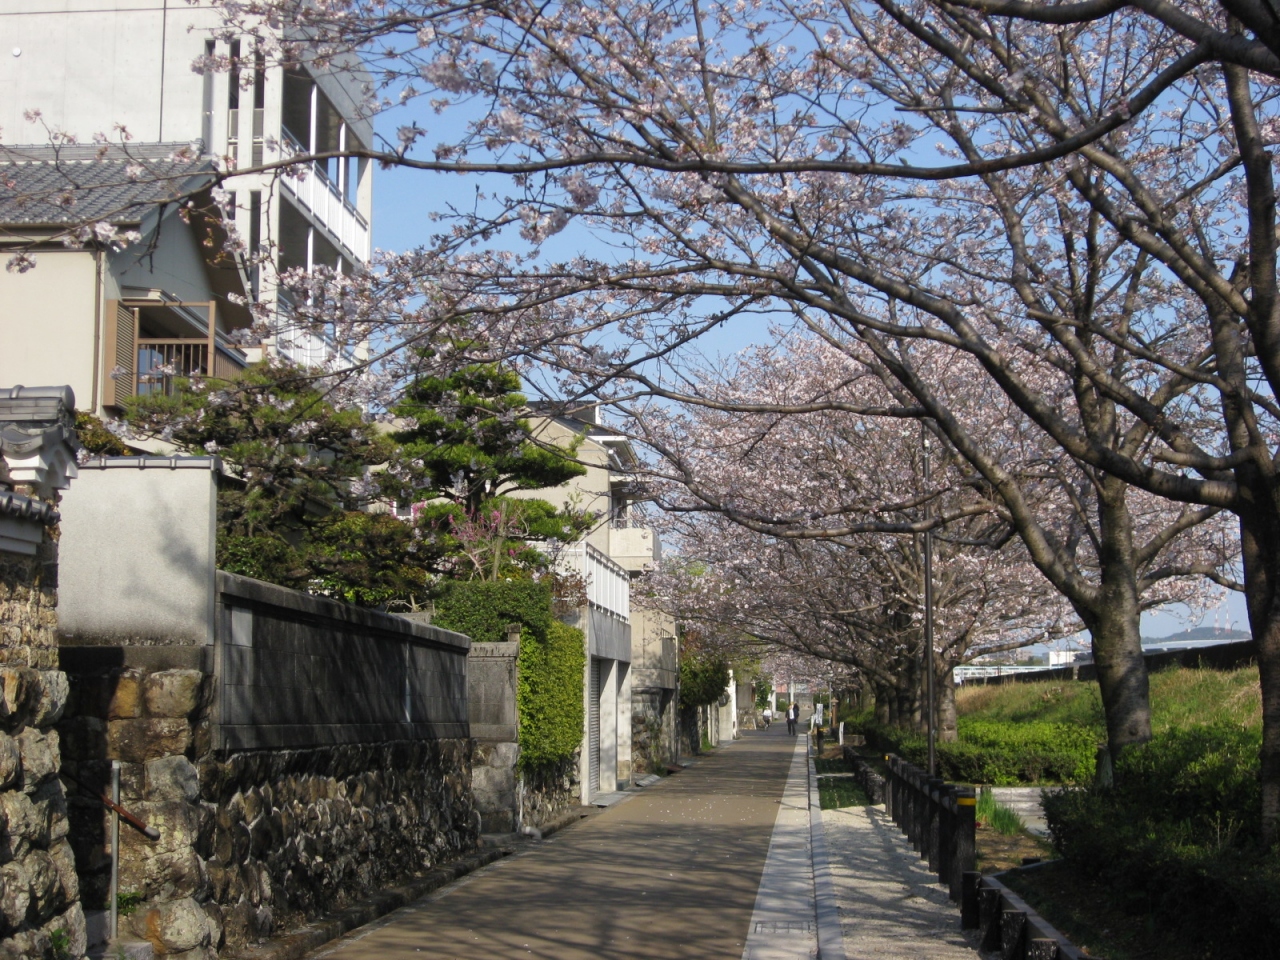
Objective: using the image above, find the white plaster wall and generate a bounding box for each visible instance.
[58,459,219,645]
[0,248,99,407]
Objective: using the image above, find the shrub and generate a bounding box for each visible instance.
[433,579,554,644]
[848,715,1096,784]
[433,579,584,771]
[1043,725,1278,960]
[679,655,731,708]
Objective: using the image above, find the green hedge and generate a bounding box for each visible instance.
[679,655,730,708]
[518,620,586,768]
[433,579,553,643]
[1043,725,1276,959]
[850,715,1096,785]
[432,579,583,771]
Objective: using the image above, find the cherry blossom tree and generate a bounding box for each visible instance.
[71,0,1276,834]
[636,335,1236,744]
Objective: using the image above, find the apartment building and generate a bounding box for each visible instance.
[0,0,375,410]
[518,405,681,794]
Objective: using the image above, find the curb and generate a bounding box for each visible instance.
[808,756,848,960]
[222,847,508,960]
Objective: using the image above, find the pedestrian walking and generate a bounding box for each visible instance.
[786,702,798,735]
[762,705,773,728]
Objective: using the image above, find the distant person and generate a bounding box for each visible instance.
[786,702,799,735]
[762,705,773,728]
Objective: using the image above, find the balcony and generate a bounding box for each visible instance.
[135,339,247,396]
[608,523,661,574]
[279,129,371,263]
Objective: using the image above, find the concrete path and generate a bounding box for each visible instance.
[820,804,982,960]
[310,729,800,960]
[987,787,1049,837]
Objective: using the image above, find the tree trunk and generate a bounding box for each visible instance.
[1237,490,1280,844]
[936,663,958,743]
[1081,478,1152,758]
[873,681,891,725]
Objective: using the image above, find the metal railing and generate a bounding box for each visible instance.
[279,128,371,262]
[883,753,976,902]
[557,541,630,621]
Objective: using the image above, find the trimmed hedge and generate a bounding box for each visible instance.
[433,579,584,771]
[433,579,554,643]
[1043,725,1276,960]
[851,715,1096,785]
[518,619,586,768]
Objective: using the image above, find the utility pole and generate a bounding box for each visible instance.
[923,423,937,777]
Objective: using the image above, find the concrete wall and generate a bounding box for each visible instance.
[466,639,519,834]
[630,604,676,774]
[0,1,210,144]
[58,458,218,646]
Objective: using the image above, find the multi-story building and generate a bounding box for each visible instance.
[518,405,681,796]
[0,0,375,410]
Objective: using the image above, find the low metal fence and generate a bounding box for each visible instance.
[883,753,976,901]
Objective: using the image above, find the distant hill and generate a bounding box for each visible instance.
[1142,626,1251,645]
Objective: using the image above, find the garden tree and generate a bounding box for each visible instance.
[389,359,595,579]
[121,362,428,604]
[389,360,587,512]
[170,0,1280,834]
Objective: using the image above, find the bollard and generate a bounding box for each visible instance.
[1027,938,1059,960]
[926,777,944,874]
[978,886,1004,951]
[960,871,982,929]
[939,785,955,897]
[953,785,977,892]
[1001,909,1027,960]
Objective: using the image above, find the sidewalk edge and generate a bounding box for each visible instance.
[809,756,848,960]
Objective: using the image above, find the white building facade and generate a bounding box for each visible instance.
[0,0,375,394]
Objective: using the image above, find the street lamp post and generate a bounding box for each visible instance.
[922,425,937,777]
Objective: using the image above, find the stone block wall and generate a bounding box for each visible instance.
[519,753,579,829]
[59,650,478,957]
[0,544,86,960]
[631,688,675,774]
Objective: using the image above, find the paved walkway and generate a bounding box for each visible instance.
[821,805,982,960]
[301,727,982,960]
[312,731,797,960]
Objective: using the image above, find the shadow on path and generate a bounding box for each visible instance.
[315,729,798,960]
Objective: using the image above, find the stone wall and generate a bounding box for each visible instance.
[0,542,86,960]
[519,753,579,830]
[59,648,478,956]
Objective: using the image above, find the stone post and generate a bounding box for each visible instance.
[466,626,520,833]
[0,386,85,960]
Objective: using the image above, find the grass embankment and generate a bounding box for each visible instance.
[956,664,1261,733]
[961,666,1271,960]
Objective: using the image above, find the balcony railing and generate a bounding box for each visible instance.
[557,542,630,622]
[136,340,247,396]
[279,129,371,262]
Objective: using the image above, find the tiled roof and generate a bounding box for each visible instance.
[0,143,214,227]
[0,489,58,526]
